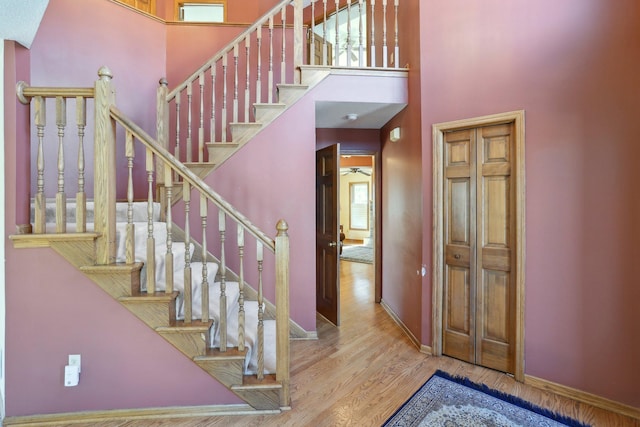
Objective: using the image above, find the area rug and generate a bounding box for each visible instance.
[383,370,590,427]
[340,244,373,264]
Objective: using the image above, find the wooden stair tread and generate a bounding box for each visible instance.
[9,232,100,248]
[81,262,144,273]
[205,142,239,148]
[156,319,213,332]
[120,291,179,302]
[197,347,248,360]
[233,374,281,390]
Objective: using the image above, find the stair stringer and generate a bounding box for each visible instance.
[9,234,285,412]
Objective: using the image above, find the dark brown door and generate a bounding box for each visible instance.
[316,144,340,325]
[443,123,515,374]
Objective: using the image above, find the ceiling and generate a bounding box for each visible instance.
[0,0,49,48]
[315,101,407,129]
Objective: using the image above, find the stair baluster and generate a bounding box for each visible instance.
[394,0,400,68]
[210,67,216,143]
[233,44,239,124]
[323,0,328,66]
[358,0,365,67]
[222,53,228,142]
[174,91,181,161]
[218,210,228,352]
[346,0,352,68]
[334,0,339,66]
[281,6,287,84]
[183,182,193,323]
[237,225,246,352]
[256,26,262,104]
[268,15,274,103]
[370,0,376,67]
[76,96,87,232]
[186,82,193,162]
[164,167,174,294]
[125,131,135,264]
[382,0,388,68]
[200,194,210,322]
[34,96,46,233]
[55,96,67,233]
[256,241,265,380]
[245,35,251,123]
[198,73,205,162]
[146,147,156,294]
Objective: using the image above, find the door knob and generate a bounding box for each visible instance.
[454,254,461,259]
[329,242,337,247]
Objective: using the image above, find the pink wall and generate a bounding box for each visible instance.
[378,0,424,344]
[29,0,167,199]
[418,0,640,407]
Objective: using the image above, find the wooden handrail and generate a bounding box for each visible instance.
[166,0,295,100]
[16,81,94,104]
[109,105,276,252]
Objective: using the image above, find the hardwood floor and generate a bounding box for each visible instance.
[62,261,638,427]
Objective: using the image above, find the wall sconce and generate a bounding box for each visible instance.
[390,127,401,142]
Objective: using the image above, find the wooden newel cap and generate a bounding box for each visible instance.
[97,66,113,81]
[159,77,168,87]
[276,219,289,235]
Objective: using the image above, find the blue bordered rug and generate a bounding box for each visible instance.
[383,370,590,427]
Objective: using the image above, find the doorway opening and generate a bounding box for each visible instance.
[431,111,525,381]
[316,147,381,327]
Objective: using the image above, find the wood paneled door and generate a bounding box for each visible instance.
[316,144,340,325]
[432,112,525,380]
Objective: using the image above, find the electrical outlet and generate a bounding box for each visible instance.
[68,354,81,373]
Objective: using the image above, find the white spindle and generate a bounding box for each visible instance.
[55,96,66,233]
[164,165,174,294]
[370,0,376,67]
[34,96,45,234]
[146,148,156,294]
[211,66,216,142]
[358,0,365,67]
[256,26,262,105]
[382,0,388,68]
[219,210,228,352]
[222,53,228,142]
[175,91,181,160]
[281,6,287,84]
[125,131,135,264]
[257,241,265,380]
[268,16,274,103]
[245,35,251,122]
[199,73,205,162]
[310,0,316,66]
[200,194,209,322]
[323,0,329,65]
[183,182,192,323]
[346,0,352,67]
[334,0,340,66]
[237,226,246,352]
[76,96,87,232]
[186,82,193,162]
[394,0,399,68]
[233,43,239,124]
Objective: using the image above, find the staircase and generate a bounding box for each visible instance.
[8,0,405,418]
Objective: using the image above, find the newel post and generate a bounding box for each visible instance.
[275,219,291,408]
[293,0,303,84]
[94,66,117,265]
[156,78,169,187]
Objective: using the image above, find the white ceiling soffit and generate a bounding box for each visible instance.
[315,101,407,129]
[0,0,49,48]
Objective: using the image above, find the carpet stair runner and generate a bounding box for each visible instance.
[27,201,280,409]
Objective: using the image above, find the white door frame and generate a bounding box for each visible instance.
[431,110,526,382]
